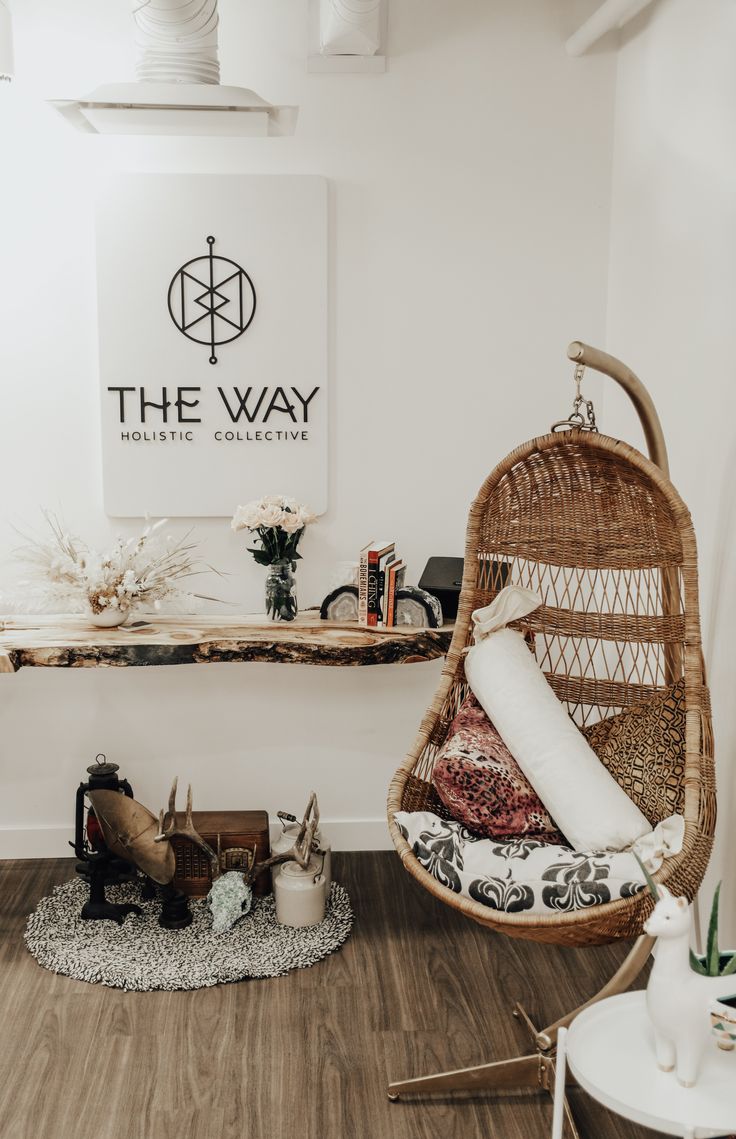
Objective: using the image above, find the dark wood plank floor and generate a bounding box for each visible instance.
[0,853,661,1139]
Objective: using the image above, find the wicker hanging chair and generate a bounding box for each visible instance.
[386,343,716,1127]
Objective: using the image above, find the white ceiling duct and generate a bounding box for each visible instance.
[566,0,656,56]
[320,0,382,56]
[49,0,297,137]
[133,0,221,85]
[0,0,13,82]
[308,0,386,74]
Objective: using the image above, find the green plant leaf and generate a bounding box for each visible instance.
[707,882,722,977]
[633,853,660,901]
[720,953,736,977]
[248,548,273,566]
[689,949,708,975]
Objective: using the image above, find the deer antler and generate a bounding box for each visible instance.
[154,777,220,877]
[245,792,320,885]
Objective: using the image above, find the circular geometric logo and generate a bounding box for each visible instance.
[167,235,256,365]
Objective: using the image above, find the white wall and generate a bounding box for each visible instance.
[0,0,617,854]
[605,0,736,935]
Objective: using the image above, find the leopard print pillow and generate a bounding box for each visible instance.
[583,679,686,825]
[432,693,565,843]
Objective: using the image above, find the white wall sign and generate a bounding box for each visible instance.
[96,174,328,517]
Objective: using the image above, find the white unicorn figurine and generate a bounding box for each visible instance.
[644,884,724,1087]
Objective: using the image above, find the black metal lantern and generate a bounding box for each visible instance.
[72,754,142,924]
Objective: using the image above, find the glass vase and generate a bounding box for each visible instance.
[265,560,298,622]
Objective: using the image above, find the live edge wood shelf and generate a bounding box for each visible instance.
[0,613,453,674]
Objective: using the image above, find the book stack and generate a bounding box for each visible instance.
[358,540,406,627]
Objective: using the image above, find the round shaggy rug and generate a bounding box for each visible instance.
[25,878,353,991]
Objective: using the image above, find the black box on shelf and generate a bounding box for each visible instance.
[418,557,509,620]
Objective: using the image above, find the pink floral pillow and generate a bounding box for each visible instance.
[432,693,565,843]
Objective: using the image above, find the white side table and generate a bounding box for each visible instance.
[560,991,736,1138]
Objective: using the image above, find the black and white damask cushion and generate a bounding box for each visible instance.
[394,811,647,915]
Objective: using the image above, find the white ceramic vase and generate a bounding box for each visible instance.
[87,607,130,628]
[644,885,732,1086]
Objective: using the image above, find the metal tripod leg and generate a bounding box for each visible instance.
[387,934,654,1135]
[537,934,654,1050]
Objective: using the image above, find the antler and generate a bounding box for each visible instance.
[245,791,320,885]
[154,777,220,877]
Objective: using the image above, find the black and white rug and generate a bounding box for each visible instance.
[25,879,353,992]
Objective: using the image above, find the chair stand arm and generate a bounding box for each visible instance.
[538,933,654,1048]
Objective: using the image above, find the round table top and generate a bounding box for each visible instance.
[566,991,736,1138]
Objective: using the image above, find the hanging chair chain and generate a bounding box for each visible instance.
[551,362,599,434]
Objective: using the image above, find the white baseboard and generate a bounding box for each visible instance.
[0,826,77,860]
[0,818,393,860]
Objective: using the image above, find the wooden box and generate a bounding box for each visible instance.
[171,810,271,898]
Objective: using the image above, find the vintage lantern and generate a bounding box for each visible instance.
[74,754,134,867]
[73,754,142,923]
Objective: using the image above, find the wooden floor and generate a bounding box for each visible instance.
[0,853,660,1139]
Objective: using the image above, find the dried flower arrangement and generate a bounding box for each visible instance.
[230,495,316,568]
[15,512,219,623]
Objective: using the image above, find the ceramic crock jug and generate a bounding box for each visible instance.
[273,860,326,928]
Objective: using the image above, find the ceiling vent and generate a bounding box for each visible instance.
[49,0,297,137]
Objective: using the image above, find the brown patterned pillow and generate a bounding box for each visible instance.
[432,693,565,842]
[583,680,686,825]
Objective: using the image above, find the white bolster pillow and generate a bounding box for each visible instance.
[463,585,651,852]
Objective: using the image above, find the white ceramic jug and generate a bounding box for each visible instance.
[274,860,326,928]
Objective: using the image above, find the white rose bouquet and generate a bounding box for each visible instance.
[231,495,316,569]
